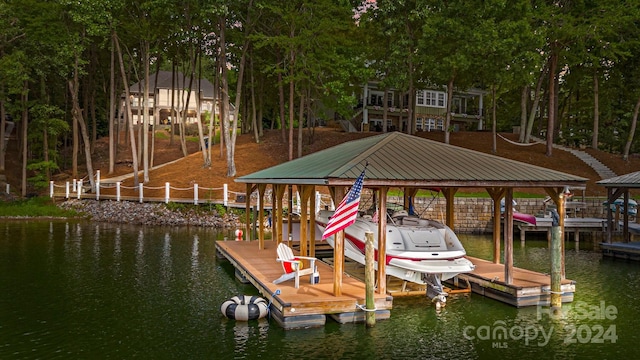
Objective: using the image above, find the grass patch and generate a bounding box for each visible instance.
[0,197,80,217]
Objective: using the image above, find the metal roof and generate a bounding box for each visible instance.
[597,171,640,188]
[235,131,588,188]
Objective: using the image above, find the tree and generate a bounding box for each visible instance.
[418,0,484,144]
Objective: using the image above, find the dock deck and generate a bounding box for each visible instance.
[217,240,576,326]
[458,257,575,307]
[215,240,392,330]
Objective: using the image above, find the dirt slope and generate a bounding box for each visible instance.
[5,128,640,197]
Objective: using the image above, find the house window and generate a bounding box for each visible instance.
[425,118,434,131]
[369,91,384,106]
[423,118,445,131]
[417,90,446,108]
[416,117,423,131]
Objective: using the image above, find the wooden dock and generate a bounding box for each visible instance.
[457,257,575,307]
[516,217,605,242]
[215,240,392,330]
[600,241,640,261]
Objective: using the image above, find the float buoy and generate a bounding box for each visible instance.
[235,229,243,241]
[221,295,268,321]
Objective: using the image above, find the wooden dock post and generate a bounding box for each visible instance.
[550,212,562,309]
[365,231,375,327]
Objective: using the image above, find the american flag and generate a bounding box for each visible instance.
[322,168,366,239]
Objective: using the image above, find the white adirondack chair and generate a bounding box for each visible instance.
[273,243,317,288]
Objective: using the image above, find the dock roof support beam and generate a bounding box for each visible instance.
[329,186,346,297]
[257,184,267,249]
[545,187,567,279]
[442,188,458,230]
[504,188,514,284]
[487,187,506,264]
[377,186,389,295]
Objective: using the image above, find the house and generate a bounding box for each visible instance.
[122,70,229,127]
[354,81,486,133]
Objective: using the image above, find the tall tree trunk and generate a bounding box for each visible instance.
[546,50,558,157]
[250,55,259,143]
[444,77,455,144]
[150,63,161,168]
[491,84,497,154]
[297,94,304,158]
[69,55,95,191]
[622,94,640,161]
[0,86,6,172]
[382,87,388,133]
[192,50,210,166]
[592,70,600,149]
[179,67,194,157]
[142,41,150,183]
[108,34,116,174]
[257,75,264,137]
[72,86,78,179]
[519,85,528,143]
[278,53,285,138]
[288,37,295,161]
[525,62,547,143]
[170,62,176,146]
[20,82,28,197]
[210,56,219,162]
[407,75,414,135]
[219,16,234,177]
[114,33,139,186]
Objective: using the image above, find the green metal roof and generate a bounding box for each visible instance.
[235,131,588,189]
[597,171,640,188]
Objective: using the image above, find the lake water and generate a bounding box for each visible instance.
[1,220,638,359]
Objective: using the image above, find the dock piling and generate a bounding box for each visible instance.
[550,211,562,309]
[365,231,375,327]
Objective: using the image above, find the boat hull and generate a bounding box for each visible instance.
[316,210,475,287]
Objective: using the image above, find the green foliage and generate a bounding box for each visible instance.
[3,0,640,177]
[165,201,188,212]
[213,204,227,217]
[0,196,79,217]
[165,202,228,217]
[26,161,60,189]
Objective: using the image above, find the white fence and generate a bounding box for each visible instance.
[49,170,336,214]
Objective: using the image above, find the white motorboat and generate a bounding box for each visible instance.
[316,209,475,305]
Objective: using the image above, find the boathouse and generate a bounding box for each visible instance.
[221,131,587,328]
[598,171,640,259]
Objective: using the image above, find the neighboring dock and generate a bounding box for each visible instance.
[600,222,640,260]
[516,217,605,242]
[215,241,392,330]
[600,242,640,261]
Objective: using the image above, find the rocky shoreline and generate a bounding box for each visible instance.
[59,199,243,228]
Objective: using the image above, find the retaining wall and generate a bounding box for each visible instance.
[387,196,609,234]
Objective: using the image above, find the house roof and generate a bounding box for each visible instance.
[235,131,588,189]
[128,70,214,98]
[597,171,640,188]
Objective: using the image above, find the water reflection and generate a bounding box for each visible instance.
[0,221,638,359]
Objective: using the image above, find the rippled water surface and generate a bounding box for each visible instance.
[1,221,638,359]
